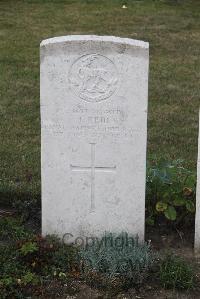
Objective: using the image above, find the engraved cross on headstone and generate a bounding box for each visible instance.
[70,143,116,212]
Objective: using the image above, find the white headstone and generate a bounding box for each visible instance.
[40,35,149,242]
[195,110,200,253]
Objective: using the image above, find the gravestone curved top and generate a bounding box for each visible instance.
[40,35,149,48]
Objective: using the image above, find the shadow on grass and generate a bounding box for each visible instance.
[0,187,41,227]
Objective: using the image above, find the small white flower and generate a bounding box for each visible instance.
[122,5,127,9]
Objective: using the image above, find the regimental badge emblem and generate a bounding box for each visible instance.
[69,54,118,102]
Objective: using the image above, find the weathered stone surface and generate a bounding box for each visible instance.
[195,110,200,252]
[40,35,149,241]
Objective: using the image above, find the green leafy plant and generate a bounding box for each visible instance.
[20,241,38,256]
[21,271,39,285]
[0,217,32,241]
[159,254,195,290]
[146,158,196,226]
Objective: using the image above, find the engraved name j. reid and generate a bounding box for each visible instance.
[70,143,116,212]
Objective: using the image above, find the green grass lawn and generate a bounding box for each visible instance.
[0,0,199,207]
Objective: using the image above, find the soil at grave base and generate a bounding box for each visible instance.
[43,226,199,299]
[24,223,200,298]
[70,285,200,299]
[1,210,200,298]
[145,224,195,255]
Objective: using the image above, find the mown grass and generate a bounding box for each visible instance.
[0,0,199,206]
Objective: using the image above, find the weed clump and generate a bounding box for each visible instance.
[159,254,195,290]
